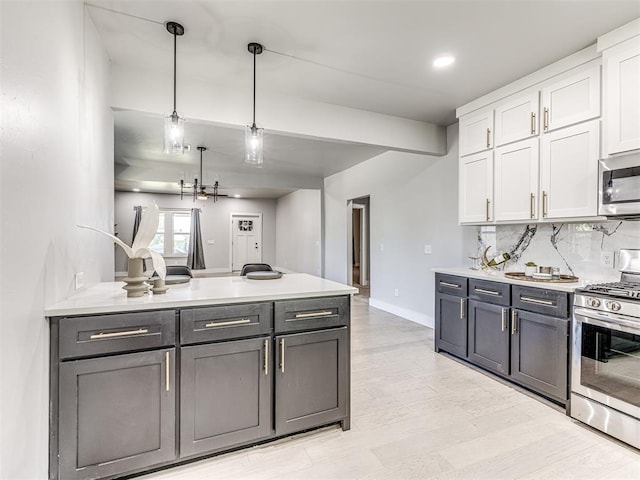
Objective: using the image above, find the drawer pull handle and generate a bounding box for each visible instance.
[294,311,333,319]
[460,299,466,319]
[486,128,491,148]
[165,351,170,392]
[530,112,536,135]
[543,107,549,131]
[501,308,507,331]
[205,318,251,328]
[511,310,518,334]
[542,191,548,218]
[280,339,285,373]
[530,193,535,219]
[521,296,554,306]
[264,339,269,376]
[475,288,500,296]
[90,328,148,339]
[440,281,461,289]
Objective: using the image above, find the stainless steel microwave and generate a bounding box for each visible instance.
[599,152,640,219]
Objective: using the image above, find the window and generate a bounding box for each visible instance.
[149,210,191,257]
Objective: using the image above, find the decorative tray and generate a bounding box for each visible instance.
[504,272,579,283]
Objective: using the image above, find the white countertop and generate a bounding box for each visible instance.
[45,273,358,317]
[432,267,591,293]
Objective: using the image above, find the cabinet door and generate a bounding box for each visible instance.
[58,349,176,480]
[459,150,493,224]
[603,37,640,154]
[460,108,494,156]
[468,300,510,375]
[541,62,600,133]
[540,119,599,219]
[494,138,539,221]
[180,337,272,457]
[494,91,539,146]
[510,310,569,402]
[275,327,348,435]
[435,292,467,358]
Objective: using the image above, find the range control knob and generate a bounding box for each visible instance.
[587,297,601,308]
[605,300,621,312]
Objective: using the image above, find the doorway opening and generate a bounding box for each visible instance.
[230,213,263,271]
[347,196,370,298]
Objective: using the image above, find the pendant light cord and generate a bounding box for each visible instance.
[252,49,257,128]
[173,31,177,115]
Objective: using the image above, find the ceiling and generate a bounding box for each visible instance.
[88,0,640,198]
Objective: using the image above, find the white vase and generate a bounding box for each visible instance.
[524,266,536,277]
[122,257,148,297]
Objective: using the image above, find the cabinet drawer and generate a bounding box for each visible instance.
[274,296,349,333]
[59,310,175,360]
[180,303,272,345]
[512,286,570,318]
[436,274,468,297]
[469,279,510,306]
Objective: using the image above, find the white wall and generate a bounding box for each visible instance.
[115,192,277,272]
[324,124,475,327]
[0,3,113,479]
[275,189,322,274]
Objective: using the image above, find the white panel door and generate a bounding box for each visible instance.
[494,138,540,222]
[603,37,640,154]
[494,91,539,146]
[459,108,494,156]
[540,120,600,219]
[541,62,600,133]
[231,214,262,271]
[459,150,493,224]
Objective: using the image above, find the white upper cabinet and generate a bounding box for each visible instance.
[602,36,640,155]
[459,108,494,156]
[541,63,600,133]
[494,92,540,147]
[459,151,493,224]
[494,138,539,222]
[540,120,600,219]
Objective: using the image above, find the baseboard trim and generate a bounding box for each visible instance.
[368,298,434,329]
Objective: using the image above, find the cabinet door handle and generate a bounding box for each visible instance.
[486,128,491,148]
[294,311,333,319]
[90,328,148,339]
[543,107,549,131]
[280,339,285,373]
[542,191,548,218]
[460,299,466,319]
[440,281,461,289]
[205,318,251,328]
[165,351,170,392]
[486,198,491,222]
[501,308,507,332]
[264,339,269,376]
[521,296,554,306]
[475,288,500,296]
[530,193,535,219]
[511,311,518,334]
[530,112,536,135]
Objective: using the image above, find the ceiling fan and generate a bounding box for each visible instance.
[179,146,229,202]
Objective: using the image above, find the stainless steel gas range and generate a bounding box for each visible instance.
[570,249,640,449]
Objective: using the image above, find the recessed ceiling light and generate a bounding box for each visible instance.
[433,55,455,69]
[132,188,141,192]
[234,194,241,198]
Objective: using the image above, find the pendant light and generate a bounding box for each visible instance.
[245,42,264,166]
[164,21,185,155]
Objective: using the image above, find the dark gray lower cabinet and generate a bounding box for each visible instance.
[435,292,467,358]
[468,300,510,375]
[180,336,272,457]
[275,327,348,435]
[58,348,176,480]
[511,309,568,402]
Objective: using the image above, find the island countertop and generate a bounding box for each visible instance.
[45,273,358,317]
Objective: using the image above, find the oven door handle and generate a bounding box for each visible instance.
[574,307,640,334]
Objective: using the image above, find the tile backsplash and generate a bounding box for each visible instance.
[475,221,640,284]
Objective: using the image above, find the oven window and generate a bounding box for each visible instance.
[602,167,640,204]
[581,323,640,408]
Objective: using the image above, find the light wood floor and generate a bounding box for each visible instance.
[141,296,639,480]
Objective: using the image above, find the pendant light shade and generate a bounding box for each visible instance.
[245,42,264,166]
[164,21,185,155]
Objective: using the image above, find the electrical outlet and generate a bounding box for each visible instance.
[424,244,432,254]
[207,239,215,245]
[380,243,384,252]
[394,288,399,297]
[74,272,84,290]
[600,251,615,268]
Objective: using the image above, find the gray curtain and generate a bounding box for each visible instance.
[187,208,206,270]
[132,206,143,242]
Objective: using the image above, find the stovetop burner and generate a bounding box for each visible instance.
[580,281,640,299]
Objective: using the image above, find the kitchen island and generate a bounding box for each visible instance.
[46,274,357,480]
